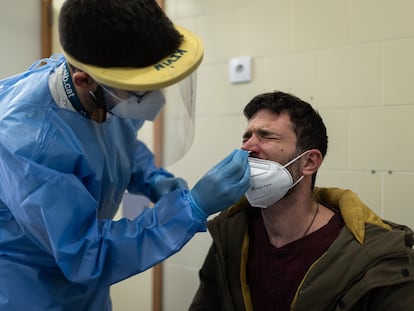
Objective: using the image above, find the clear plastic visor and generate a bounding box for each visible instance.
[102,85,147,101]
[100,85,150,110]
[100,72,197,166]
[162,71,197,166]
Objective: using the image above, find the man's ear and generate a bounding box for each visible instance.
[302,149,323,176]
[72,71,96,92]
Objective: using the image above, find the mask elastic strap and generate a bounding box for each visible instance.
[283,150,310,169]
[284,150,309,190]
[89,89,107,111]
[290,175,304,188]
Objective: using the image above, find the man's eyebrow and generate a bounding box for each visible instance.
[257,128,274,136]
[242,130,251,139]
[243,128,277,139]
[253,128,277,137]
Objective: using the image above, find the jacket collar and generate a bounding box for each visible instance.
[313,187,391,244]
[222,187,392,244]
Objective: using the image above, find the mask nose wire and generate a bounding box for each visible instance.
[133,91,154,104]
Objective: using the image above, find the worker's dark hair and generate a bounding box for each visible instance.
[59,0,183,68]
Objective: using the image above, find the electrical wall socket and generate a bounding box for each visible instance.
[229,56,251,84]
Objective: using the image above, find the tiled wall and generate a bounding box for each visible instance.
[162,0,414,309]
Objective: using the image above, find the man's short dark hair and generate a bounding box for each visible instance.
[244,91,328,187]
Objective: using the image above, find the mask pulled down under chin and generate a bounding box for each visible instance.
[245,152,308,208]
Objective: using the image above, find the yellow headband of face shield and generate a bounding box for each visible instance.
[63,25,203,91]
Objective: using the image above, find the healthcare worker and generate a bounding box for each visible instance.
[0,0,250,310]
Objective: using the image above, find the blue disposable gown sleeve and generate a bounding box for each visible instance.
[126,137,176,203]
[0,143,206,288]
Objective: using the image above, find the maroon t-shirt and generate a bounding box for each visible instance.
[247,209,343,311]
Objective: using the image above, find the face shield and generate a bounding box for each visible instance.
[162,71,197,165]
[63,25,203,165]
[98,85,166,120]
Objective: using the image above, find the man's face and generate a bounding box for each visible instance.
[242,109,298,166]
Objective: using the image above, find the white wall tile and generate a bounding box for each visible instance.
[260,52,318,103]
[318,44,382,108]
[317,171,383,216]
[196,62,266,116]
[350,0,414,43]
[383,173,414,229]
[239,0,290,57]
[349,106,414,171]
[196,10,241,63]
[291,0,348,51]
[318,109,349,170]
[383,38,414,106]
[171,0,253,19]
[175,0,209,18]
[169,17,197,35]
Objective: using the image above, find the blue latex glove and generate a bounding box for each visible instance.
[188,149,250,218]
[151,176,189,202]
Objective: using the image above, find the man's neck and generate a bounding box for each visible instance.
[261,192,333,248]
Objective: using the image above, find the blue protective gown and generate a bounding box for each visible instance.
[0,55,206,310]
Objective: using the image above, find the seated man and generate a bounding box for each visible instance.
[0,0,250,309]
[189,91,414,311]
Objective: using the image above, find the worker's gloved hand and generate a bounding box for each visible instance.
[188,149,250,218]
[151,176,188,202]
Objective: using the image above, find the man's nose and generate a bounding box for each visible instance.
[242,135,259,152]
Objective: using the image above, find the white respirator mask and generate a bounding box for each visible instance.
[100,85,165,120]
[245,151,309,208]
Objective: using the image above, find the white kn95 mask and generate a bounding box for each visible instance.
[245,151,309,208]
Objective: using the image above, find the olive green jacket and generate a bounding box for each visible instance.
[189,187,414,311]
